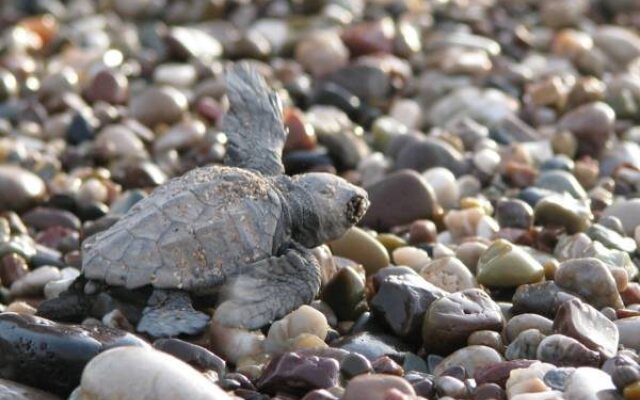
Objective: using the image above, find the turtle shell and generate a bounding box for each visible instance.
[82,166,287,291]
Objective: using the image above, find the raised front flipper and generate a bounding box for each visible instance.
[223,62,287,176]
[213,243,321,329]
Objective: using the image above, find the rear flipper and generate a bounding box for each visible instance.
[137,289,210,338]
[37,276,93,322]
[213,242,321,330]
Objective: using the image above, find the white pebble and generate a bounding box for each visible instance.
[10,266,61,297]
[208,321,265,364]
[392,246,431,270]
[423,167,459,210]
[473,148,501,175]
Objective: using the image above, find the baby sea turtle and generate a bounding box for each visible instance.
[38,62,369,338]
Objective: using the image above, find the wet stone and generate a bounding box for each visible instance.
[476,240,544,288]
[320,266,365,321]
[505,329,546,361]
[512,281,579,318]
[257,352,339,395]
[152,338,225,374]
[340,352,373,378]
[0,313,148,396]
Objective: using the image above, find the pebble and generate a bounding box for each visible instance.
[534,170,587,199]
[468,330,503,352]
[602,199,640,236]
[10,266,61,297]
[153,338,225,375]
[505,329,546,361]
[320,266,365,321]
[295,31,349,78]
[77,346,230,400]
[84,69,128,104]
[533,195,593,234]
[536,334,600,367]
[554,258,624,310]
[342,374,416,400]
[476,240,544,288]
[558,102,615,157]
[129,86,188,127]
[0,166,46,212]
[331,331,409,362]
[433,345,504,377]
[265,305,329,354]
[0,313,148,396]
[423,167,459,210]
[94,124,147,159]
[371,273,447,341]
[615,317,640,351]
[419,256,477,292]
[512,282,579,318]
[0,378,61,400]
[553,298,619,358]
[563,367,617,400]
[505,314,554,343]
[360,170,437,231]
[394,137,467,177]
[422,289,504,355]
[257,352,339,395]
[495,199,534,230]
[328,227,389,276]
[392,246,431,270]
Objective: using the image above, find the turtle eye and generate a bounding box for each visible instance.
[346,195,368,223]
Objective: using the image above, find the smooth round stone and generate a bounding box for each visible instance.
[433,346,503,377]
[586,224,636,254]
[473,148,501,176]
[360,170,437,231]
[10,266,61,297]
[153,63,197,88]
[0,378,60,400]
[444,207,495,241]
[129,86,188,127]
[512,282,579,318]
[340,352,373,378]
[435,375,467,398]
[257,352,339,395]
[328,227,389,276]
[554,298,619,359]
[371,273,447,342]
[284,108,317,153]
[0,165,46,212]
[95,124,147,159]
[535,170,587,199]
[455,242,488,274]
[340,19,394,57]
[505,314,553,343]
[0,313,148,396]
[473,383,506,400]
[208,321,264,364]
[563,367,617,400]
[505,329,545,361]
[602,199,640,236]
[5,301,36,315]
[593,26,640,67]
[320,266,365,321]
[153,120,205,153]
[265,305,329,354]
[295,31,349,78]
[85,69,128,104]
[419,256,477,292]
[495,199,533,230]
[152,338,225,374]
[555,257,624,310]
[615,317,640,351]
[422,289,504,355]
[78,347,229,400]
[390,99,421,130]
[0,253,29,286]
[533,195,592,234]
[423,167,459,210]
[558,102,614,157]
[543,367,576,391]
[536,334,600,368]
[392,246,431,270]
[476,240,544,288]
[342,374,416,400]
[395,137,467,177]
[22,207,81,231]
[468,330,503,352]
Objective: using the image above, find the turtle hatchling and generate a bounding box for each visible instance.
[37,62,369,338]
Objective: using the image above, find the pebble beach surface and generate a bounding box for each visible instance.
[1,0,640,399]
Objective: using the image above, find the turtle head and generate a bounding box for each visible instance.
[288,173,369,247]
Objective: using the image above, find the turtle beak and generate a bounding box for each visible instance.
[347,194,369,224]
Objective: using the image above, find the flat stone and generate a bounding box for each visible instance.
[553,298,619,358]
[563,367,617,400]
[78,347,229,400]
[536,334,600,368]
[395,137,467,176]
[420,256,477,292]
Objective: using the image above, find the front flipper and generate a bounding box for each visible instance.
[214,243,321,330]
[137,289,210,338]
[223,62,287,176]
